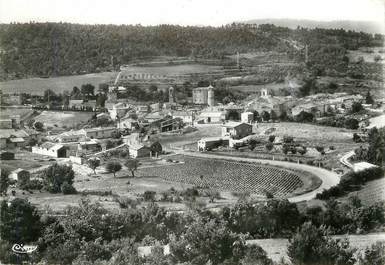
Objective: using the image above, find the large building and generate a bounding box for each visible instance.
[221,122,253,139]
[192,85,215,106]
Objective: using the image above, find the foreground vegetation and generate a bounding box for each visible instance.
[0,193,384,264]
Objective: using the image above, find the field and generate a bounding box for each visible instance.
[0,107,34,119]
[348,46,385,64]
[0,150,53,172]
[0,72,117,95]
[120,63,223,75]
[254,122,355,143]
[137,155,315,198]
[0,63,224,96]
[34,111,94,128]
[340,178,385,206]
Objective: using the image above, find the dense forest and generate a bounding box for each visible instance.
[0,22,383,80]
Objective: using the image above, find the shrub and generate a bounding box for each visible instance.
[19,179,43,191]
[143,190,156,202]
[105,161,122,177]
[265,142,274,151]
[61,182,77,194]
[41,163,75,193]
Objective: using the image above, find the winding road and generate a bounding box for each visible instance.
[170,149,340,202]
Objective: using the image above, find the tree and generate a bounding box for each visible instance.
[0,169,10,196]
[34,121,44,131]
[282,144,290,155]
[240,244,273,265]
[125,159,139,178]
[265,142,274,151]
[98,83,109,94]
[106,161,122,177]
[87,158,100,174]
[298,146,307,155]
[299,78,315,97]
[359,242,385,265]
[170,218,244,264]
[61,181,77,194]
[42,163,75,193]
[365,90,374,105]
[270,110,278,121]
[81,84,95,98]
[143,190,156,202]
[0,198,41,243]
[268,135,276,143]
[288,222,356,265]
[344,118,359,130]
[351,102,364,113]
[261,111,270,122]
[295,111,314,123]
[248,139,258,150]
[252,110,261,122]
[71,86,81,99]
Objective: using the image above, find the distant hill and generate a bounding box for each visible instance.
[240,19,384,34]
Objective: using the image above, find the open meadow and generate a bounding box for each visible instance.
[34,110,94,128]
[0,72,117,95]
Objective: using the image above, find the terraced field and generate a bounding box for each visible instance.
[138,156,305,197]
[351,178,385,206]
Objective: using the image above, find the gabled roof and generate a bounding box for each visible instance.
[0,129,29,139]
[9,137,25,143]
[84,127,116,133]
[129,143,148,150]
[11,168,29,174]
[39,142,64,151]
[222,122,251,128]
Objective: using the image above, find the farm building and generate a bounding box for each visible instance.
[241,112,254,123]
[0,129,30,149]
[9,168,30,182]
[48,130,87,143]
[122,133,143,145]
[0,151,14,160]
[198,137,228,151]
[148,116,183,133]
[136,105,150,114]
[150,103,161,112]
[108,102,132,120]
[221,122,253,139]
[118,117,139,130]
[83,127,116,139]
[0,119,12,129]
[32,143,67,158]
[172,111,194,125]
[7,136,26,148]
[197,109,226,124]
[128,144,151,158]
[77,140,102,154]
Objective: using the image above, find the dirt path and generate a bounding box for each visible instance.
[171,149,340,202]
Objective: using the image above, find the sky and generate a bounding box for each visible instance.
[0,0,384,26]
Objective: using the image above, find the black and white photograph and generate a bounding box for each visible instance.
[0,0,384,264]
